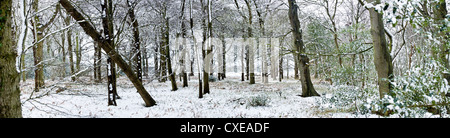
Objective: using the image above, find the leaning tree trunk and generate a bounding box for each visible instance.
[367,0,394,99]
[59,0,156,107]
[288,0,320,97]
[0,0,22,118]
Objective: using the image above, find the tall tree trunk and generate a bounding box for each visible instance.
[200,0,210,94]
[154,34,160,81]
[243,0,255,84]
[159,27,167,82]
[65,16,75,82]
[102,0,119,106]
[288,0,320,97]
[222,37,226,79]
[166,33,178,91]
[0,0,22,118]
[127,0,142,82]
[254,1,267,83]
[160,5,177,91]
[31,0,59,91]
[189,0,202,98]
[59,0,156,107]
[367,0,393,99]
[180,0,188,87]
[75,32,81,74]
[93,42,98,81]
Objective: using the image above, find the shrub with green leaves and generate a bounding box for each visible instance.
[318,85,378,114]
[360,61,450,117]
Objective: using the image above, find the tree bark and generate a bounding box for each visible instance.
[127,0,142,82]
[75,32,81,74]
[94,41,102,83]
[0,0,22,118]
[243,0,255,84]
[159,26,167,82]
[288,0,320,97]
[65,16,74,82]
[180,0,188,87]
[59,0,156,107]
[367,0,393,99]
[31,0,60,91]
[102,0,119,106]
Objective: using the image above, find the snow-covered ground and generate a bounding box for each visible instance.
[20,73,372,118]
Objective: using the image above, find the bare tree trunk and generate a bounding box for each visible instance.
[75,32,81,74]
[243,0,255,84]
[127,0,143,83]
[159,27,167,82]
[200,0,211,94]
[0,0,22,118]
[366,0,393,99]
[102,0,119,106]
[189,0,202,98]
[222,37,226,79]
[65,16,75,82]
[31,0,59,91]
[59,0,156,107]
[94,42,98,81]
[154,34,160,81]
[94,41,102,83]
[180,0,188,87]
[288,0,320,97]
[160,3,177,91]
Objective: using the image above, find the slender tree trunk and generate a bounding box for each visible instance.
[66,16,75,82]
[0,0,22,118]
[294,60,299,79]
[59,0,156,107]
[222,37,226,79]
[154,34,160,81]
[31,0,59,91]
[94,42,98,81]
[288,0,320,97]
[75,32,81,74]
[189,0,202,98]
[367,0,394,99]
[94,41,102,83]
[127,0,142,82]
[245,0,255,84]
[19,0,28,82]
[102,0,119,106]
[180,0,188,87]
[159,28,167,82]
[200,0,210,94]
[160,7,177,91]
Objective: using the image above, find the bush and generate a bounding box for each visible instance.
[360,61,450,117]
[209,76,217,82]
[248,94,270,107]
[318,85,377,114]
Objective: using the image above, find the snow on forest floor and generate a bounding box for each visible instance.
[20,73,376,118]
